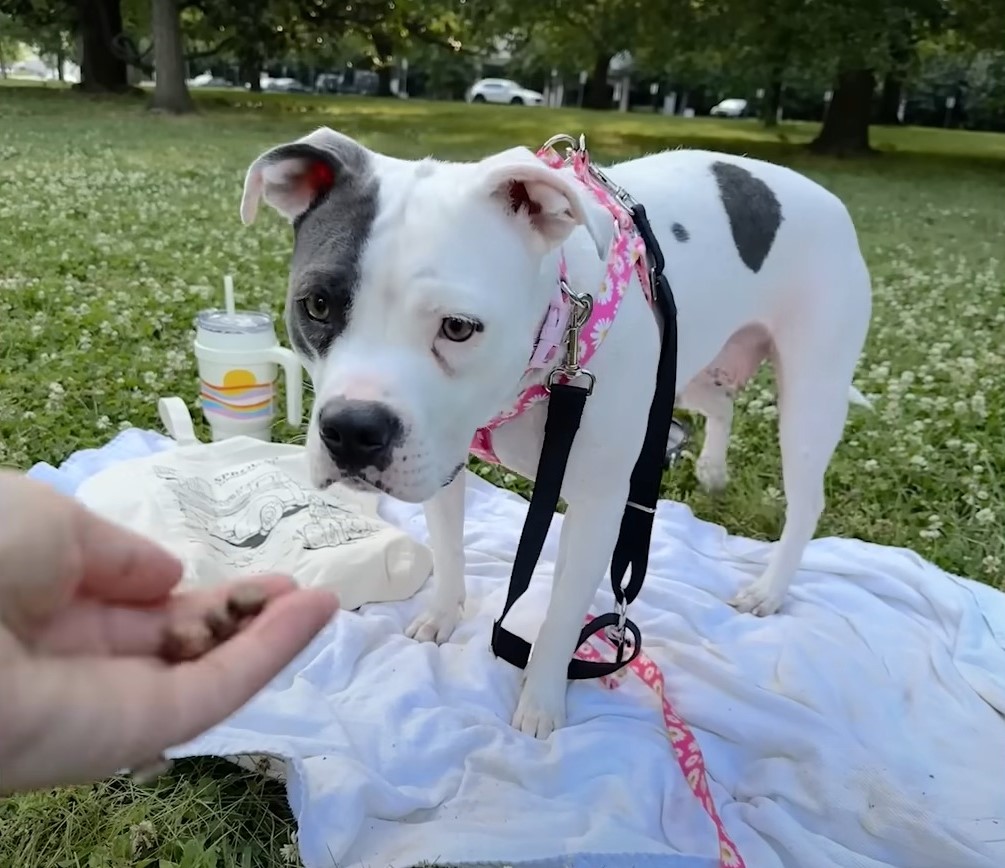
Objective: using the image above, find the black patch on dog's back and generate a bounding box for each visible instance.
[710,161,782,273]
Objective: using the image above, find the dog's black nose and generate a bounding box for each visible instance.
[319,399,401,471]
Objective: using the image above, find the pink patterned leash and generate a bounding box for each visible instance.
[541,154,741,861]
[575,614,746,868]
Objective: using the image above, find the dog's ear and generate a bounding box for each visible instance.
[241,127,363,225]
[478,148,612,259]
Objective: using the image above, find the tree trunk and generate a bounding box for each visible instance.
[56,45,66,82]
[371,31,394,97]
[809,68,876,157]
[878,71,902,125]
[762,76,783,128]
[76,0,130,92]
[376,64,393,97]
[584,52,612,110]
[239,51,261,91]
[150,0,194,113]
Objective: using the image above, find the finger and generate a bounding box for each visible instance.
[73,507,184,605]
[154,588,339,748]
[0,589,338,793]
[29,575,299,656]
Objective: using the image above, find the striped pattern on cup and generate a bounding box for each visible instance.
[200,369,276,421]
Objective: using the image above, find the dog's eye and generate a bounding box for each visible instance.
[439,316,482,343]
[303,293,330,323]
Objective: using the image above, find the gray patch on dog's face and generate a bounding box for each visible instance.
[710,161,782,273]
[278,139,379,360]
[671,222,690,242]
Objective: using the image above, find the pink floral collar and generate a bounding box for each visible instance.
[470,144,653,464]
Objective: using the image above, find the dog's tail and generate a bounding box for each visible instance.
[848,385,873,411]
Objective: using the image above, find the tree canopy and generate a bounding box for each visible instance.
[1,0,1002,147]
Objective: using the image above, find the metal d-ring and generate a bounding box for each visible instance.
[540,133,584,165]
[541,133,579,152]
[604,599,630,647]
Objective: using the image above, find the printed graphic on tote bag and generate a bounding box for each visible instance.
[153,458,384,569]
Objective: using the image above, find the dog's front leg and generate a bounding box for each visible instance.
[406,472,466,643]
[512,487,629,739]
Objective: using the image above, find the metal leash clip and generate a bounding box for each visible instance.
[547,283,595,394]
[588,162,639,211]
[604,598,631,649]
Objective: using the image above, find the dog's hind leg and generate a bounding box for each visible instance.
[732,313,864,616]
[678,375,736,494]
[677,324,773,494]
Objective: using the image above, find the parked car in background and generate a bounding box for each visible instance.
[709,97,749,118]
[315,73,341,94]
[339,69,379,95]
[314,69,379,96]
[188,72,233,88]
[466,78,543,106]
[263,76,311,93]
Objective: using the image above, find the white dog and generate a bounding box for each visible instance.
[240,127,872,738]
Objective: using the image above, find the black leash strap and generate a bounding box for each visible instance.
[490,383,637,679]
[491,202,678,681]
[608,203,679,614]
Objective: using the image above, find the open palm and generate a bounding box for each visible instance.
[0,472,338,794]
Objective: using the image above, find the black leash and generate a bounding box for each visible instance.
[490,196,678,680]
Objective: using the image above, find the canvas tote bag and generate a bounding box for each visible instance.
[75,398,433,610]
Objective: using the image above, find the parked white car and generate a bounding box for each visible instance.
[466,78,543,106]
[188,72,233,88]
[709,98,748,118]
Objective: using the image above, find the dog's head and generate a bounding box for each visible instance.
[241,127,611,502]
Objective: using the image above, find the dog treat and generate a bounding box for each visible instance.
[159,587,269,664]
[160,620,214,662]
[226,585,268,620]
[205,605,239,642]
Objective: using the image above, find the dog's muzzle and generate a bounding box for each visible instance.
[319,398,402,473]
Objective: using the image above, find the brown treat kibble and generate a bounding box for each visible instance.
[205,606,239,641]
[161,620,214,662]
[226,585,268,620]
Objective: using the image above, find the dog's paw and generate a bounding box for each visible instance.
[695,456,728,494]
[512,679,567,740]
[405,604,462,644]
[731,577,785,616]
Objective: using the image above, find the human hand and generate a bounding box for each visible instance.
[0,471,338,794]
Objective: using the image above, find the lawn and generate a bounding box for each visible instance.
[0,84,1003,867]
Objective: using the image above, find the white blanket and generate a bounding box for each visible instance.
[31,432,1005,868]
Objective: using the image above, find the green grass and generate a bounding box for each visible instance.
[1,84,1003,866]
